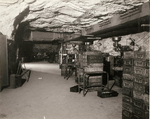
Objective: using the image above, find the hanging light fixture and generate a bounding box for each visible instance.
[112,37,134,51]
[112,36,122,51]
[112,36,121,42]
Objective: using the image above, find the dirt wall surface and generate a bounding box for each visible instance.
[93,32,150,56]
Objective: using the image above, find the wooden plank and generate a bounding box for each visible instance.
[0,35,8,91]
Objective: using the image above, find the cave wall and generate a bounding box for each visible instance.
[19,42,34,62]
[0,2,29,39]
[93,31,150,56]
[8,40,17,74]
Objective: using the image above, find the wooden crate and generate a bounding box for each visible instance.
[143,94,149,104]
[84,67,103,72]
[132,107,145,118]
[134,60,146,67]
[133,82,145,93]
[123,74,135,81]
[114,76,122,87]
[122,102,133,112]
[122,109,132,119]
[145,111,149,119]
[124,59,134,66]
[123,51,134,59]
[133,99,145,110]
[122,87,133,97]
[134,51,146,59]
[134,75,144,84]
[83,51,102,55]
[88,76,102,83]
[145,60,149,68]
[122,95,133,104]
[134,67,147,76]
[123,80,133,89]
[133,91,144,101]
[123,66,134,74]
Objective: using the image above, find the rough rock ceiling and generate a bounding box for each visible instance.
[0,0,149,39]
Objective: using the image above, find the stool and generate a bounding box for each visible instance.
[82,71,109,96]
[16,61,31,82]
[78,72,84,93]
[64,64,76,80]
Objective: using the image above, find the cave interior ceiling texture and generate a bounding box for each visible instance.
[0,0,149,41]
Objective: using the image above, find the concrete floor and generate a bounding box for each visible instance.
[0,61,122,119]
